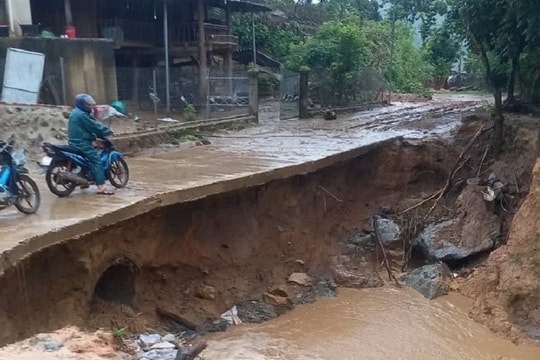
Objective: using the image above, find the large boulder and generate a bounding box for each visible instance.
[415,184,500,261]
[373,216,401,247]
[401,263,451,299]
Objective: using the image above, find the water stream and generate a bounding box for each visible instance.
[201,288,539,360]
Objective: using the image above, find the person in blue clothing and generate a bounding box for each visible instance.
[68,94,115,195]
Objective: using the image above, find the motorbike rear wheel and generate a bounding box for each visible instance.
[108,158,129,188]
[14,174,41,214]
[46,160,77,197]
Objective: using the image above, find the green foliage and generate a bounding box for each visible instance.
[111,328,129,339]
[183,104,197,122]
[324,0,381,21]
[387,22,433,93]
[285,15,432,102]
[423,28,461,77]
[286,17,370,105]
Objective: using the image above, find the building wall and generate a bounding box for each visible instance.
[0,38,117,104]
[6,0,32,35]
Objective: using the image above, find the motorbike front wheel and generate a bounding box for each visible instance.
[14,174,41,214]
[46,161,77,197]
[108,158,129,188]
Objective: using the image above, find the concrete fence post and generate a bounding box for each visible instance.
[299,70,309,119]
[248,68,259,123]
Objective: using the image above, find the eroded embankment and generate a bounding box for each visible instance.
[0,136,460,346]
[1,116,539,348]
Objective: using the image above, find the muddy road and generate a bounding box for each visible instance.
[3,93,527,355]
[0,95,485,269]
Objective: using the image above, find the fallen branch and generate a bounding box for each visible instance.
[476,141,491,178]
[399,190,439,214]
[402,124,491,218]
[513,170,520,194]
[318,185,343,202]
[373,217,400,287]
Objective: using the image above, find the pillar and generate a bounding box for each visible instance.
[197,0,207,105]
[248,68,259,123]
[299,70,309,119]
[6,0,32,35]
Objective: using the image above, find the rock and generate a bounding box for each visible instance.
[142,348,178,360]
[43,341,63,352]
[401,263,451,300]
[344,232,373,246]
[138,333,162,349]
[236,300,278,323]
[374,216,401,246]
[332,263,383,289]
[162,333,177,344]
[324,110,337,120]
[197,285,216,300]
[269,284,291,298]
[287,272,313,287]
[175,339,207,360]
[415,184,500,261]
[196,285,217,300]
[150,342,177,350]
[263,292,292,307]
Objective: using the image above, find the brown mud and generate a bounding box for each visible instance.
[0,111,539,349]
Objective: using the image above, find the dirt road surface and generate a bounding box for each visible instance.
[0,94,487,273]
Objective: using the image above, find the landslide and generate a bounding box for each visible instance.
[0,112,538,347]
[455,114,540,343]
[0,134,458,346]
[461,160,540,343]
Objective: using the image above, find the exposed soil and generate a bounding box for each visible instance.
[0,327,130,360]
[0,110,539,349]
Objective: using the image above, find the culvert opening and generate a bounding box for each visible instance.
[93,263,136,307]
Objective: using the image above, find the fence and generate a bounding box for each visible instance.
[206,68,249,119]
[308,66,385,109]
[116,65,250,120]
[279,69,300,120]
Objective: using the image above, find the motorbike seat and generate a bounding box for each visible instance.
[51,144,86,157]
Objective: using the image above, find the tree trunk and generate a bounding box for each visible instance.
[505,54,519,106]
[493,88,504,157]
[479,48,504,156]
[531,69,540,103]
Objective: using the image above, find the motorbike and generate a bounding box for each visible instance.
[0,139,41,214]
[40,138,129,197]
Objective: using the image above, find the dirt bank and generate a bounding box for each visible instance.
[0,104,69,160]
[0,111,538,347]
[0,134,461,345]
[461,159,540,343]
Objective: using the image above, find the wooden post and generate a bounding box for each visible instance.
[299,70,309,119]
[225,0,233,94]
[248,68,259,123]
[64,0,73,26]
[197,0,207,105]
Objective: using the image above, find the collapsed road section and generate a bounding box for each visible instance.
[6,97,538,348]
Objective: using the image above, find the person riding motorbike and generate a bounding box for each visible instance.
[67,93,115,195]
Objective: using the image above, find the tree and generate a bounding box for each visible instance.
[446,0,507,154]
[424,28,461,78]
[384,0,447,44]
[286,17,369,105]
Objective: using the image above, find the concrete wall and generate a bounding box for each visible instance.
[6,0,32,35]
[0,38,117,104]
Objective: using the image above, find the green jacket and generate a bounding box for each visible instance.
[68,108,112,146]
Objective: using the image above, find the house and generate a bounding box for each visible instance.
[18,0,271,108]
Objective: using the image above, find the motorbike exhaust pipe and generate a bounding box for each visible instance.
[58,171,90,186]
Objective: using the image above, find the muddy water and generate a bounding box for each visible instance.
[202,288,539,360]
